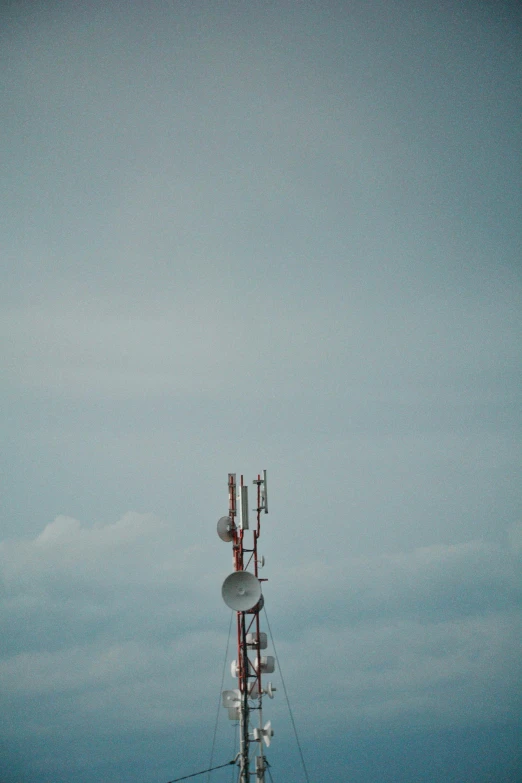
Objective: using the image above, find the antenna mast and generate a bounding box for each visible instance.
[218,471,275,783]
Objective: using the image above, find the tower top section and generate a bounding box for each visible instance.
[216,470,274,783]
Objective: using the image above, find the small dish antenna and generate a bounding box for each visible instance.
[253,720,274,747]
[222,689,240,708]
[217,515,234,542]
[263,720,274,747]
[222,571,262,611]
[255,655,275,673]
[246,631,267,649]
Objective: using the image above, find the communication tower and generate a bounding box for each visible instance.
[217,471,276,783]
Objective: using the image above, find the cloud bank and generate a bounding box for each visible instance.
[2,514,519,773]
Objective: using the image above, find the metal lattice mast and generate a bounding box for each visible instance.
[218,471,276,783]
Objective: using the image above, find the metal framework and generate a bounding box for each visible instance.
[218,471,275,783]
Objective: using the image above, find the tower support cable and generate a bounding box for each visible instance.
[263,608,311,783]
[166,759,236,783]
[206,610,234,783]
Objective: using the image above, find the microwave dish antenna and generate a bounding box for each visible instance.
[217,515,234,542]
[222,571,261,611]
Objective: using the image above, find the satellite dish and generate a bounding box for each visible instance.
[246,631,267,649]
[254,720,274,747]
[222,689,240,708]
[263,720,274,747]
[217,516,234,542]
[264,681,276,699]
[222,571,262,611]
[255,655,275,673]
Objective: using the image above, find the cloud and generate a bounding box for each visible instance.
[1,1,520,778]
[1,513,519,749]
[273,609,519,731]
[267,536,521,732]
[0,513,222,660]
[275,538,521,624]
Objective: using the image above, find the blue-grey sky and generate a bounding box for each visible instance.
[1,1,521,781]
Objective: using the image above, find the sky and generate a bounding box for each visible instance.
[1,0,521,781]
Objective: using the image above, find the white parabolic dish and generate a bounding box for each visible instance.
[217,515,234,542]
[222,571,262,611]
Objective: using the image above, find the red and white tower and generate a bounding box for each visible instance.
[217,471,275,783]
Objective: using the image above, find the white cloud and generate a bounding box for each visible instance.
[1,513,519,743]
[272,538,520,623]
[1,1,520,776]
[2,512,187,588]
[271,609,519,732]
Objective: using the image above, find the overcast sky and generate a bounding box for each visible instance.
[1,1,521,781]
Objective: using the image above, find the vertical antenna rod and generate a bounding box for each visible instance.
[218,471,275,783]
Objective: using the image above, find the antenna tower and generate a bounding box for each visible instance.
[217,471,275,783]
